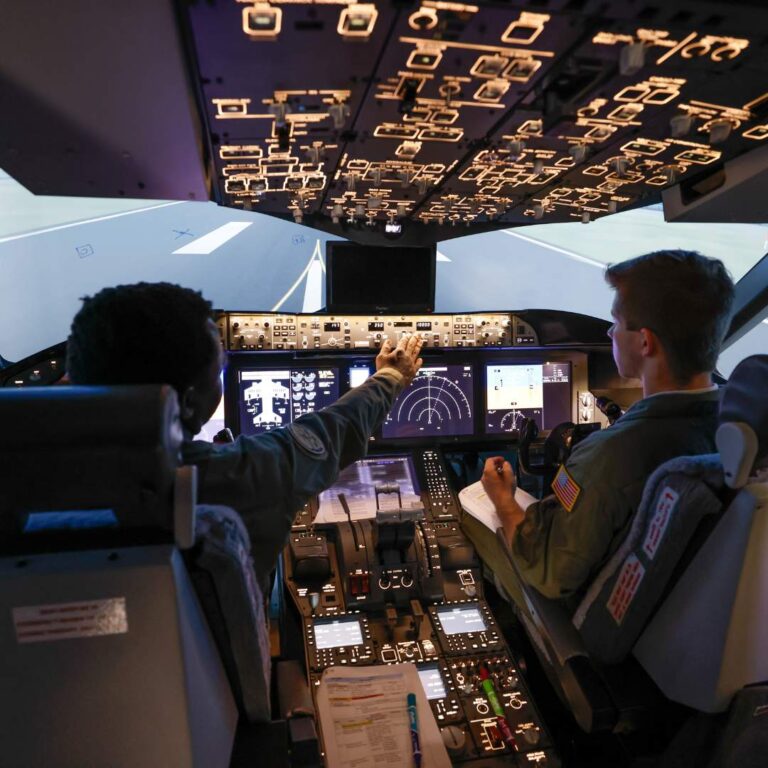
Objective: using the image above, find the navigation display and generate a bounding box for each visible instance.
[418,664,448,701]
[485,362,571,434]
[383,365,474,439]
[314,617,364,649]
[237,367,339,436]
[437,606,487,635]
[317,455,421,522]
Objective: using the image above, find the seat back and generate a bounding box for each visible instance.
[574,355,768,712]
[0,386,239,767]
[572,453,726,664]
[633,355,768,713]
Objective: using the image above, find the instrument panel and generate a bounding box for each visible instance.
[284,448,560,765]
[218,311,536,351]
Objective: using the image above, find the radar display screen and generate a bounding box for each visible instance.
[317,455,421,522]
[418,664,448,701]
[314,617,364,649]
[237,367,339,436]
[382,365,474,439]
[485,362,571,434]
[437,605,487,635]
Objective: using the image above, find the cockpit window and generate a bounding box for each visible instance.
[718,314,768,378]
[1,166,766,365]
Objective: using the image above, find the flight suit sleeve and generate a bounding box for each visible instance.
[187,368,404,582]
[510,453,630,600]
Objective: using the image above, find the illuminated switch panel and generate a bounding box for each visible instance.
[219,312,540,350]
[227,314,299,350]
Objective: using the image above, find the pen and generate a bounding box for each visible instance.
[407,692,422,768]
[479,666,516,750]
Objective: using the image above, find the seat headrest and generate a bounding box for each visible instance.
[717,355,768,489]
[0,385,183,539]
[0,385,182,451]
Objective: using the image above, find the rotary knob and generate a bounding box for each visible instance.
[441,726,467,757]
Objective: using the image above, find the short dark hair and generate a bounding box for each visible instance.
[67,282,215,392]
[605,250,734,383]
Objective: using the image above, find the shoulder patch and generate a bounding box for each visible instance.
[287,423,328,460]
[552,464,582,512]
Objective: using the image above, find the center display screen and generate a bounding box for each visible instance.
[382,364,474,439]
[417,664,448,701]
[437,606,487,635]
[313,617,364,649]
[316,454,421,522]
[485,361,571,434]
[237,367,339,436]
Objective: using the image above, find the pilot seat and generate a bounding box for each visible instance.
[496,355,768,759]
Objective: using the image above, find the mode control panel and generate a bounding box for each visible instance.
[219,312,540,351]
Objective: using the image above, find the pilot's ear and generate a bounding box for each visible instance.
[178,385,197,424]
[639,327,659,357]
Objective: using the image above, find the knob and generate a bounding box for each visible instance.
[441,726,467,757]
[464,584,477,598]
[328,337,338,347]
[378,575,391,590]
[522,727,541,746]
[401,573,414,588]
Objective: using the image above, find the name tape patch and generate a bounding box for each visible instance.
[606,555,645,625]
[552,465,581,512]
[643,486,679,560]
[13,597,128,644]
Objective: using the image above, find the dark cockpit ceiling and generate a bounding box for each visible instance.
[2,0,768,246]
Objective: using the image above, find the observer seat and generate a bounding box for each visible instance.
[0,385,292,768]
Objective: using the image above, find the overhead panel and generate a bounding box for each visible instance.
[184,0,768,242]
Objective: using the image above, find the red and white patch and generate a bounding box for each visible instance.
[642,487,678,560]
[13,598,128,644]
[551,464,581,512]
[606,555,645,625]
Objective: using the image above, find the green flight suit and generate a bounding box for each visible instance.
[461,389,720,609]
[182,369,403,588]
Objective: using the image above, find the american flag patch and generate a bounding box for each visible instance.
[552,464,581,512]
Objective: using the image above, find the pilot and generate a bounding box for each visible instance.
[65,282,423,588]
[474,250,735,608]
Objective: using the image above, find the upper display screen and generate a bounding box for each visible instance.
[437,606,487,636]
[238,367,339,436]
[485,362,571,434]
[382,365,474,440]
[316,455,421,523]
[314,617,364,649]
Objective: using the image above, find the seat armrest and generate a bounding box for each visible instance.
[494,529,617,733]
[495,528,587,665]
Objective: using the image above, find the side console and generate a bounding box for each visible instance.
[284,448,559,766]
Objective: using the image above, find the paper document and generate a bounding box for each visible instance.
[458,480,538,533]
[316,663,450,768]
